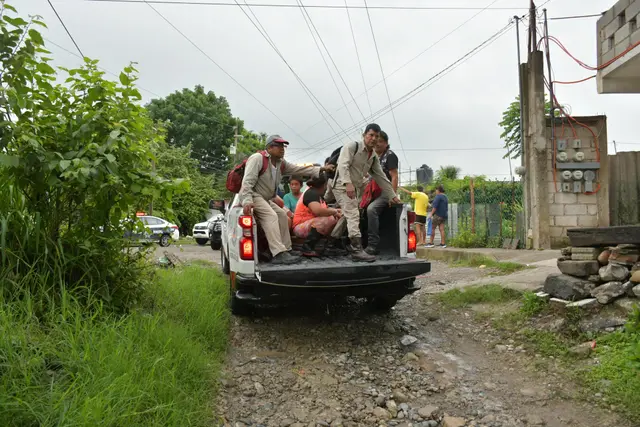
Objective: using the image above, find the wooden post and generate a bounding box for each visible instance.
[470,178,476,234]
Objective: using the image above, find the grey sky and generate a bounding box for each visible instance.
[17,0,639,180]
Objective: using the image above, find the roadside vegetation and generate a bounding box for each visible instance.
[451,255,527,276]
[434,285,640,423]
[0,4,230,425]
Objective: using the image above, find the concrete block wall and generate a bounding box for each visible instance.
[545,116,609,248]
[598,0,640,65]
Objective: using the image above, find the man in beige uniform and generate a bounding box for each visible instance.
[332,123,400,262]
[240,135,334,265]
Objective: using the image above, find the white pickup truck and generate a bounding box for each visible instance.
[218,191,431,315]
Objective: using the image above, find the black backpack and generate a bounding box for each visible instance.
[325,141,359,180]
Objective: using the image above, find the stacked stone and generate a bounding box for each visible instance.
[542,244,640,308]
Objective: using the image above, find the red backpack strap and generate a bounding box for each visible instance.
[258,151,269,176]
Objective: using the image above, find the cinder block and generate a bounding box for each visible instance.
[599,8,616,29]
[578,215,599,227]
[627,0,640,21]
[615,22,631,42]
[555,192,577,204]
[632,25,640,44]
[588,204,598,215]
[604,17,621,39]
[614,0,631,18]
[556,215,578,227]
[616,37,632,57]
[550,204,564,216]
[578,194,598,204]
[565,204,588,215]
[548,182,559,194]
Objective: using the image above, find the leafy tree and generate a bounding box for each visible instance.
[0,3,185,310]
[499,95,553,159]
[146,85,238,171]
[153,143,218,234]
[435,165,461,182]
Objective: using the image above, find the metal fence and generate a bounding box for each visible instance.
[439,179,525,248]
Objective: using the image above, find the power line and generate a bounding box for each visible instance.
[289,20,515,163]
[362,0,408,165]
[232,0,351,142]
[344,0,371,117]
[294,0,356,127]
[298,0,503,136]
[47,0,85,57]
[548,13,603,21]
[140,0,310,144]
[87,0,529,11]
[297,0,366,123]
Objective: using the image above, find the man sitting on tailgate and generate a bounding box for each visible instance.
[239,135,334,265]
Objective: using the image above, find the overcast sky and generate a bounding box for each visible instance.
[16,0,640,181]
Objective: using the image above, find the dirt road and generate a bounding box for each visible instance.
[165,246,629,427]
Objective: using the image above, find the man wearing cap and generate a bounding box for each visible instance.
[239,135,334,265]
[332,123,401,262]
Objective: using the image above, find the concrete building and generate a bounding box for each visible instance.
[597,0,640,93]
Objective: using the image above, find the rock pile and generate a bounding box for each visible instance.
[543,245,640,307]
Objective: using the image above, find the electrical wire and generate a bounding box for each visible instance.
[553,75,596,84]
[86,0,529,11]
[47,0,85,57]
[297,0,366,123]
[288,21,515,163]
[232,0,351,142]
[142,0,311,144]
[293,0,356,127]
[344,0,371,117]
[543,35,640,71]
[299,0,504,136]
[548,13,603,21]
[362,0,409,166]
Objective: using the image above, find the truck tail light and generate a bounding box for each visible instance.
[407,211,416,253]
[240,237,254,260]
[408,230,417,253]
[239,215,255,260]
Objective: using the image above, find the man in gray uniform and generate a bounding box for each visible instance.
[239,135,334,264]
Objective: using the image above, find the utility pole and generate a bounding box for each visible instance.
[232,124,239,163]
[409,166,412,186]
[528,0,536,54]
[515,15,525,165]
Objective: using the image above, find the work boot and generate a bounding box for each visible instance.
[324,238,348,257]
[301,228,323,257]
[364,245,379,256]
[348,237,376,263]
[271,251,300,265]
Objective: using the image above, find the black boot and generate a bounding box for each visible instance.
[324,237,348,257]
[301,228,323,257]
[348,237,376,263]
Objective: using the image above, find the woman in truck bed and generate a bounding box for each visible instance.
[292,174,343,257]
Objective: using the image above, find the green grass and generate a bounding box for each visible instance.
[0,266,230,427]
[451,255,527,276]
[436,284,522,308]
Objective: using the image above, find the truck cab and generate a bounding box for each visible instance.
[218,182,431,315]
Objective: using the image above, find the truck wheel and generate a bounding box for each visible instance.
[368,296,401,312]
[196,238,208,246]
[221,247,230,274]
[210,239,221,250]
[230,293,251,316]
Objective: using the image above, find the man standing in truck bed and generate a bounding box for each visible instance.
[239,135,333,265]
[332,124,400,262]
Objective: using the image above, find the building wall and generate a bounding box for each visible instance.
[597,0,640,93]
[545,116,609,248]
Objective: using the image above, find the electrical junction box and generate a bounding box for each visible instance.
[557,139,567,151]
[584,170,596,193]
[562,182,571,192]
[573,181,583,193]
[572,139,582,149]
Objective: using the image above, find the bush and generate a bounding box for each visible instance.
[0,4,186,311]
[450,228,486,248]
[0,266,230,427]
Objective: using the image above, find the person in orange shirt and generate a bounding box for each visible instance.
[292,174,342,257]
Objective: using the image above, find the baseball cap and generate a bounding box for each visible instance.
[266,135,289,147]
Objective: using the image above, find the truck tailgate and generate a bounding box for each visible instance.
[256,256,430,287]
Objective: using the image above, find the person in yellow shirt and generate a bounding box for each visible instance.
[399,186,429,245]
